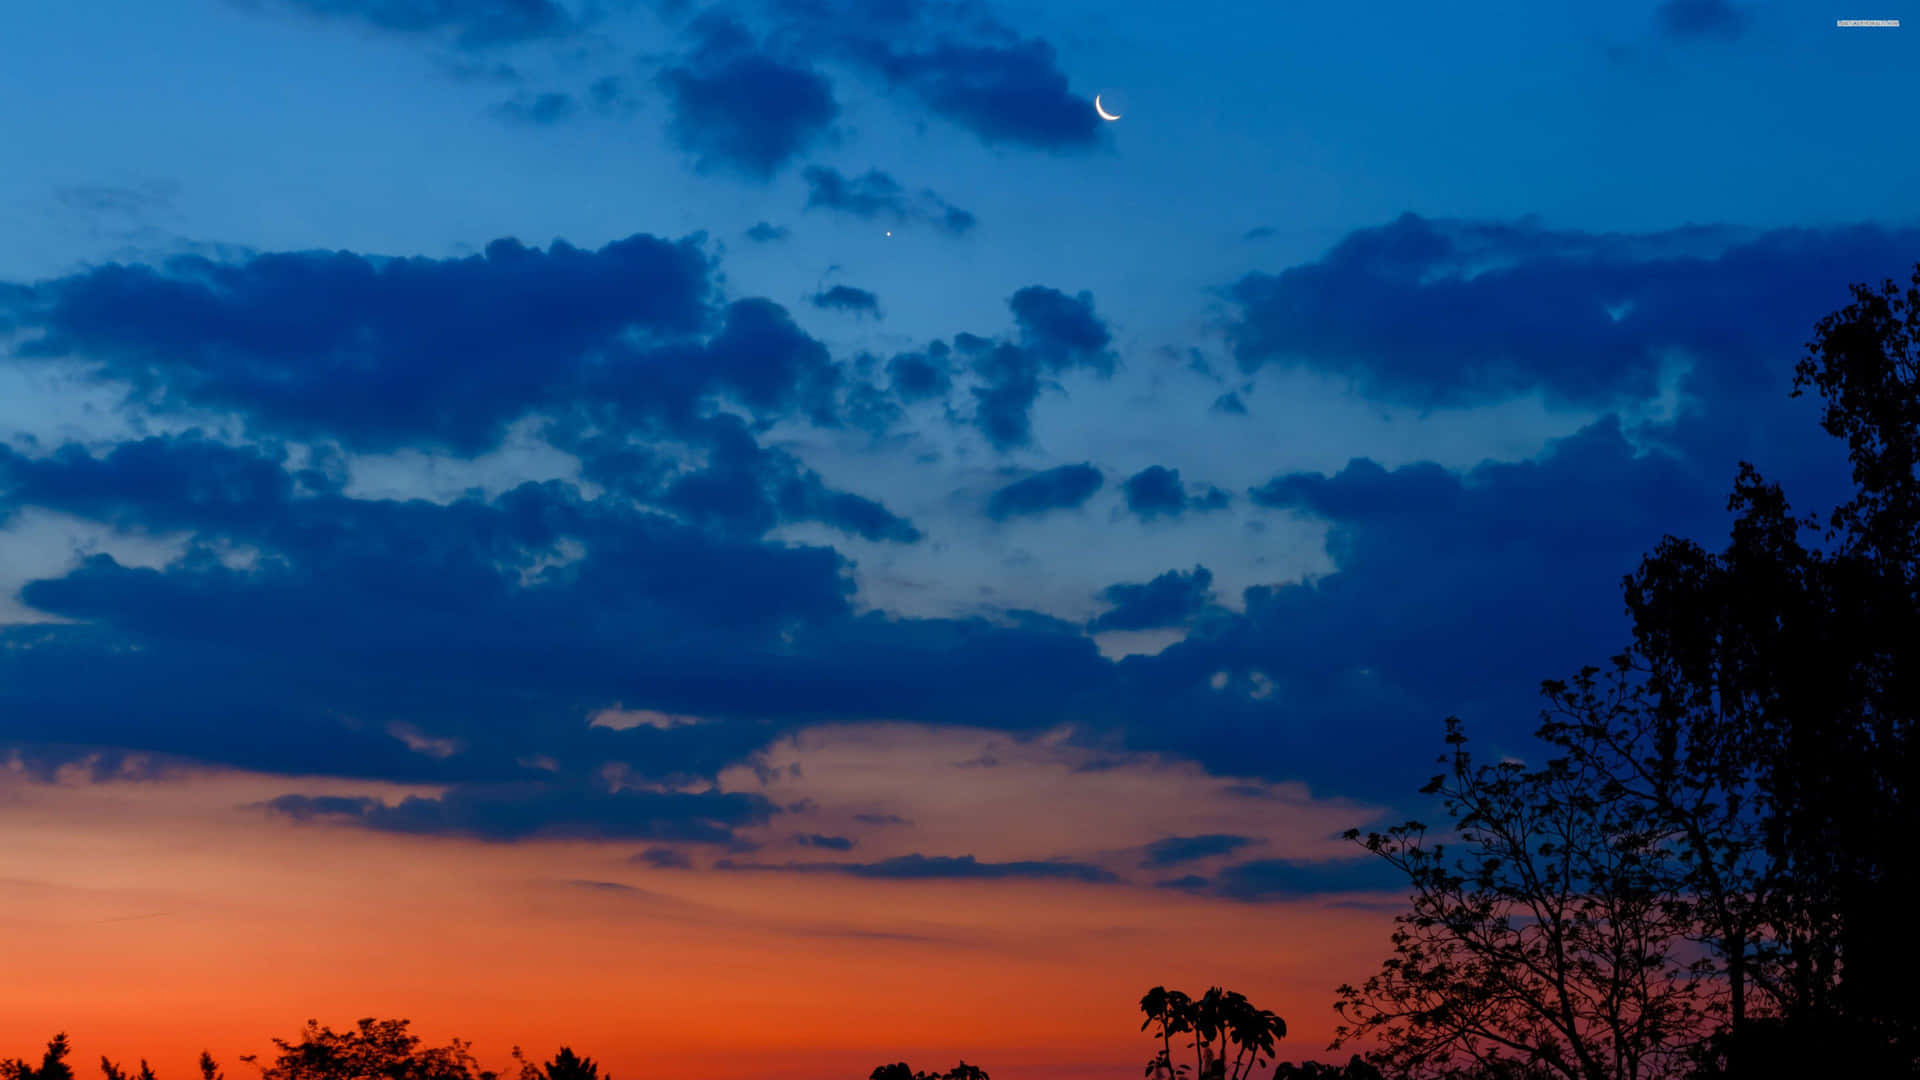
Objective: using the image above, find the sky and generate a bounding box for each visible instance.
[1,0,1917,1077]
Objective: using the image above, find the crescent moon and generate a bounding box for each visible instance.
[1094,94,1121,122]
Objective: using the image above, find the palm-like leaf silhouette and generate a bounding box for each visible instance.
[1140,986,1286,1080]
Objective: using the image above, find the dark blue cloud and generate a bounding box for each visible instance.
[250,0,578,47]
[1089,566,1215,633]
[985,463,1103,520]
[966,287,1114,449]
[264,782,776,843]
[1141,833,1253,868]
[9,234,719,454]
[659,15,838,179]
[723,853,1116,882]
[0,430,1114,820]
[1229,214,1920,412]
[801,166,976,235]
[613,414,920,543]
[1655,0,1748,40]
[632,846,694,869]
[794,832,855,850]
[3,216,1900,830]
[885,343,953,401]
[1093,415,1730,799]
[744,221,789,244]
[1122,466,1231,521]
[1211,391,1248,415]
[809,284,881,318]
[1210,857,1404,900]
[1008,286,1112,371]
[768,0,1100,150]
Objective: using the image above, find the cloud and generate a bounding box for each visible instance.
[809,284,881,318]
[1008,286,1112,370]
[1156,874,1211,891]
[1141,833,1253,868]
[985,463,1103,520]
[744,221,790,243]
[1121,466,1231,521]
[794,832,855,850]
[1654,0,1749,40]
[659,15,838,179]
[1228,214,1920,412]
[1089,566,1216,634]
[264,782,776,843]
[853,813,912,826]
[885,343,953,401]
[1210,392,1247,416]
[4,214,1904,826]
[722,852,1117,883]
[801,166,976,235]
[766,0,1100,150]
[8,233,720,454]
[1210,857,1404,900]
[632,846,694,869]
[246,0,579,48]
[966,286,1114,449]
[490,90,577,125]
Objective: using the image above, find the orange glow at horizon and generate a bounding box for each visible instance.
[0,727,1400,1080]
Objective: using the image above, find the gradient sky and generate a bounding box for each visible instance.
[2,1,1917,1077]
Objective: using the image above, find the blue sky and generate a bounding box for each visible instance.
[3,0,1919,885]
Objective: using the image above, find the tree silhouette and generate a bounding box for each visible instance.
[242,1020,495,1080]
[1139,986,1286,1080]
[1334,263,1920,1080]
[866,1063,989,1080]
[2,1035,74,1080]
[509,1048,601,1080]
[1332,717,1714,1080]
[98,1060,157,1080]
[1270,1058,1385,1080]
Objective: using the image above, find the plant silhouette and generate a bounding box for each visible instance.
[510,1048,602,1080]
[2,1035,74,1080]
[866,1063,989,1080]
[98,1060,158,1080]
[241,1019,496,1080]
[1332,264,1920,1079]
[1140,986,1286,1080]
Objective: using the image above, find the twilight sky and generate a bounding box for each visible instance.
[1,1,1916,1077]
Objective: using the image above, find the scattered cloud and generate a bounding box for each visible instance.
[801,165,976,235]
[985,463,1103,520]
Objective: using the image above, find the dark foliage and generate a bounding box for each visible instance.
[1139,986,1286,1080]
[1332,264,1920,1079]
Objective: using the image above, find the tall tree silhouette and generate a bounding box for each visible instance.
[1620,265,1920,1075]
[1140,986,1286,1080]
[2,1036,74,1080]
[1335,263,1920,1079]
